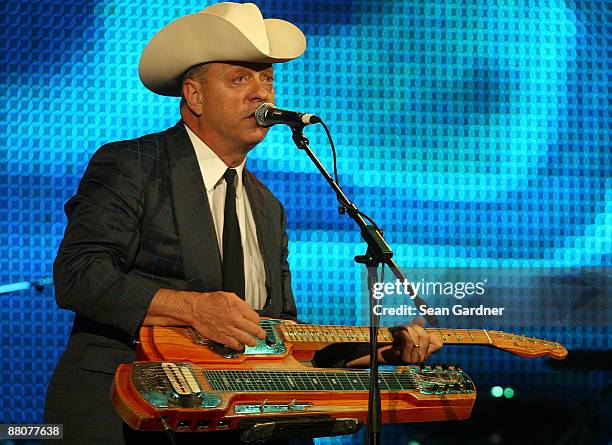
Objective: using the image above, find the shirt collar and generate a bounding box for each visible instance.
[184,123,246,197]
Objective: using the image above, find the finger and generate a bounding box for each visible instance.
[407,329,422,363]
[225,296,264,334]
[227,294,261,322]
[236,306,263,330]
[211,332,243,351]
[410,324,430,362]
[236,316,267,340]
[399,328,418,363]
[226,313,265,342]
[226,326,260,348]
[390,326,406,345]
[389,327,409,362]
[430,333,444,352]
[192,323,244,351]
[196,319,257,348]
[424,343,437,361]
[402,326,427,363]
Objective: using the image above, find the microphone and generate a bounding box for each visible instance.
[255,103,321,128]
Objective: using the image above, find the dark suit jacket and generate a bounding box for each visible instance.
[44,122,298,443]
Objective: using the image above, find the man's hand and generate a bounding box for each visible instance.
[189,291,266,350]
[345,318,442,367]
[143,288,266,351]
[379,318,443,365]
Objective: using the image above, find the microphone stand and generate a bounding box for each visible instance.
[290,125,438,445]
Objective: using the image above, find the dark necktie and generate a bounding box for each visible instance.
[222,168,245,299]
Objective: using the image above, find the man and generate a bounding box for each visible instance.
[44,3,442,444]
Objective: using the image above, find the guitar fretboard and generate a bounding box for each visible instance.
[203,369,417,392]
[279,324,493,345]
[276,324,567,360]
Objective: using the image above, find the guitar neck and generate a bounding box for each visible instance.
[279,324,493,346]
[278,323,568,359]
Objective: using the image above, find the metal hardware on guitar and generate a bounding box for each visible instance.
[238,417,362,443]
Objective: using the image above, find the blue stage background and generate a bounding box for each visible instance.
[0,0,609,443]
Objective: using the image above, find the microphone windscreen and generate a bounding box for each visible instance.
[255,102,275,127]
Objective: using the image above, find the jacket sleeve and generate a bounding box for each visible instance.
[278,203,298,321]
[312,343,373,368]
[53,142,160,340]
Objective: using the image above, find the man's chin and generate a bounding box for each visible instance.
[245,127,270,146]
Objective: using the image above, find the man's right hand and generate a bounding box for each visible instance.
[189,291,266,350]
[143,288,267,351]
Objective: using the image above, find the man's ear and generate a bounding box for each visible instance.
[182,79,204,116]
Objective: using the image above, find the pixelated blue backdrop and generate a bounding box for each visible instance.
[0,0,609,443]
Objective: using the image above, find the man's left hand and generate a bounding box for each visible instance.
[379,318,443,364]
[344,318,443,367]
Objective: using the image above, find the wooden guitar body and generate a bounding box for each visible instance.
[112,359,476,435]
[118,319,566,437]
[137,319,568,364]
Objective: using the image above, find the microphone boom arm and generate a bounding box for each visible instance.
[289,125,438,326]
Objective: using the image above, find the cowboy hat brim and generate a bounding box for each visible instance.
[139,10,306,96]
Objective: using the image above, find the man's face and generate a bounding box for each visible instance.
[194,62,275,153]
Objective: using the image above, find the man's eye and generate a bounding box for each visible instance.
[234,76,247,83]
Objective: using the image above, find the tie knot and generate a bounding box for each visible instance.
[224,168,238,185]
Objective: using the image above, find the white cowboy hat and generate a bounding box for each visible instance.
[138,2,307,96]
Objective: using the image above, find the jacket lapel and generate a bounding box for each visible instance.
[164,122,223,292]
[243,170,275,301]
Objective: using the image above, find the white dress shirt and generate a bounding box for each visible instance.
[185,124,267,310]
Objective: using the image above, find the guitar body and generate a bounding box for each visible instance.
[123,320,566,437]
[137,319,568,363]
[137,319,316,363]
[112,359,476,434]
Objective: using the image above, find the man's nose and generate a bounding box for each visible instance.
[248,78,272,102]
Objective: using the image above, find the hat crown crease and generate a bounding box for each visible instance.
[201,2,270,54]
